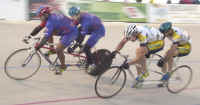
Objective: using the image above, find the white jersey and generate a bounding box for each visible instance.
[169,27,191,45]
[137,26,164,45]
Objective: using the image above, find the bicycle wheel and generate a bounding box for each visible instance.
[4,48,41,80]
[167,65,193,94]
[95,66,127,98]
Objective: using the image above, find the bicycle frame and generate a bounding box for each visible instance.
[40,45,86,65]
[117,53,180,82]
[94,53,191,98]
[28,37,87,69]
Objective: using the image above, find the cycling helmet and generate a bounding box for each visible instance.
[159,22,172,33]
[68,6,80,17]
[36,6,51,17]
[124,24,138,38]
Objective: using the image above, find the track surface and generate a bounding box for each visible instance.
[0,21,200,105]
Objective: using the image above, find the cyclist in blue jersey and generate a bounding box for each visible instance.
[67,6,105,69]
[24,7,56,55]
[23,6,79,75]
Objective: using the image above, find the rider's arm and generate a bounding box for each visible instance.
[115,38,128,52]
[35,23,54,50]
[35,36,49,50]
[30,25,44,36]
[80,20,90,36]
[127,46,147,65]
[76,26,85,44]
[30,21,46,36]
[125,34,148,66]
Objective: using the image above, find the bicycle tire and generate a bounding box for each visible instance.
[4,48,41,80]
[95,66,127,98]
[167,65,193,94]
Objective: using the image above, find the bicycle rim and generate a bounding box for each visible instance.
[4,48,41,80]
[167,65,193,94]
[95,66,127,98]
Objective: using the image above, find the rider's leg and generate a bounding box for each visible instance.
[162,48,178,73]
[55,30,78,74]
[45,36,56,56]
[160,48,178,81]
[167,50,178,72]
[132,46,148,81]
[161,62,168,73]
[131,47,148,88]
[84,32,104,66]
[168,44,191,72]
[82,44,93,65]
[48,36,54,49]
[56,42,66,69]
[135,46,148,74]
[135,64,142,76]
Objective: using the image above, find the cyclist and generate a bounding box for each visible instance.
[23,6,59,55]
[158,22,191,83]
[111,24,165,88]
[67,6,105,69]
[23,6,79,75]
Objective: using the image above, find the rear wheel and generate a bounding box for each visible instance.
[88,49,112,76]
[167,65,193,93]
[95,66,127,98]
[4,48,41,80]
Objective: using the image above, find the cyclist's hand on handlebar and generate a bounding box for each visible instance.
[110,50,118,59]
[22,35,32,44]
[67,47,74,53]
[120,62,129,69]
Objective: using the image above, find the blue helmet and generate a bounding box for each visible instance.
[159,22,172,33]
[36,6,50,16]
[68,6,80,17]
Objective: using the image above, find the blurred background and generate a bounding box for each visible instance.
[0,0,200,23]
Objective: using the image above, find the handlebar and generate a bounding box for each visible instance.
[116,52,129,64]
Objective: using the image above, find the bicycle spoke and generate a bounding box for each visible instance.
[21,54,34,67]
[111,69,121,84]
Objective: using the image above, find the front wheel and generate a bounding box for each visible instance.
[95,66,127,98]
[167,65,193,94]
[4,48,41,80]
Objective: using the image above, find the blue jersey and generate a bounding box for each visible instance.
[78,12,105,36]
[44,13,77,38]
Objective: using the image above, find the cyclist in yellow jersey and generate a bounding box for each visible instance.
[158,22,191,81]
[111,24,164,87]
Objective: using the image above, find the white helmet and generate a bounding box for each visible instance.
[124,24,138,38]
